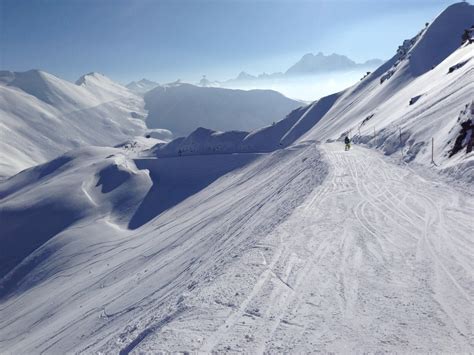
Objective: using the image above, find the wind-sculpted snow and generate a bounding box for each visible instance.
[129,152,259,229]
[0,147,152,293]
[0,141,327,353]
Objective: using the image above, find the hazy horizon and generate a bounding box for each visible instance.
[1,0,458,81]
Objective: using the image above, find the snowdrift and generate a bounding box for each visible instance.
[0,147,152,285]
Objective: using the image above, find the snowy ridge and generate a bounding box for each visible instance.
[0,147,152,284]
[75,72,137,101]
[0,70,147,177]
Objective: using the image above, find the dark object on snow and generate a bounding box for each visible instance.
[360,71,371,80]
[361,113,374,126]
[344,136,351,151]
[449,119,474,157]
[462,26,474,44]
[409,95,422,105]
[145,134,151,138]
[448,59,470,73]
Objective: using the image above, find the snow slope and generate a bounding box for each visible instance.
[144,83,303,137]
[301,2,474,180]
[0,147,152,281]
[0,70,147,178]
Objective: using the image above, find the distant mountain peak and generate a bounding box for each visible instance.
[75,72,109,86]
[138,78,158,85]
[225,53,384,83]
[126,78,160,94]
[236,71,257,80]
[286,52,370,75]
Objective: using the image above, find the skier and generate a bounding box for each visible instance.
[344,136,351,151]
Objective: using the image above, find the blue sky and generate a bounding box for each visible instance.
[0,0,458,84]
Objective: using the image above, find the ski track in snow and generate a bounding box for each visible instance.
[134,143,473,353]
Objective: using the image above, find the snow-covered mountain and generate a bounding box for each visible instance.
[220,54,384,101]
[285,52,383,75]
[225,53,383,83]
[144,83,303,136]
[1,2,473,354]
[126,78,160,94]
[0,70,147,178]
[0,70,302,177]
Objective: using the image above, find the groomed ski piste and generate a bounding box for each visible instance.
[1,2,473,353]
